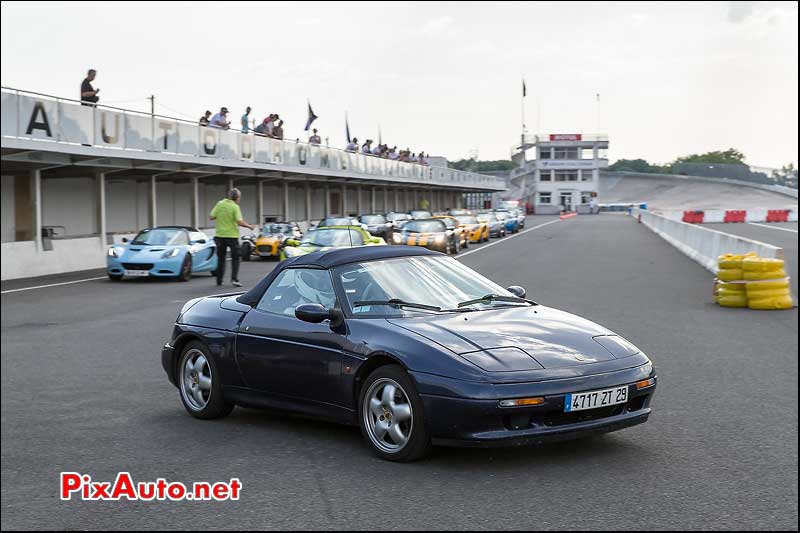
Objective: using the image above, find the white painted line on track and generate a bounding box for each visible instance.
[456,218,563,259]
[1,276,108,295]
[747,222,798,233]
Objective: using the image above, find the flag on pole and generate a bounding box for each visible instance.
[522,79,527,98]
[378,124,382,146]
[345,112,351,143]
[304,100,318,131]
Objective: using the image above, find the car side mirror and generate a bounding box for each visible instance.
[121,237,129,243]
[507,286,526,299]
[295,303,344,328]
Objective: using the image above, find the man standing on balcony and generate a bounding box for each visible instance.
[210,188,257,287]
[309,128,321,145]
[80,69,99,106]
[241,106,252,133]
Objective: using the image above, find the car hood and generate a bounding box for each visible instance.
[118,244,183,260]
[387,305,640,372]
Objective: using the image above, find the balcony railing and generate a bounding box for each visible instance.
[1,87,505,191]
[511,133,609,153]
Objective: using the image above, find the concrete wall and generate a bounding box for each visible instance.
[42,177,97,236]
[634,209,784,273]
[1,176,15,242]
[1,238,106,280]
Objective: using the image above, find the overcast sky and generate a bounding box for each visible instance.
[1,1,797,167]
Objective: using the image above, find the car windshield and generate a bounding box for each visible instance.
[455,215,478,225]
[360,215,386,224]
[336,256,517,317]
[410,210,432,219]
[318,218,352,227]
[265,224,292,234]
[300,228,364,247]
[386,213,409,222]
[477,213,497,223]
[437,218,456,229]
[495,212,509,220]
[131,228,186,245]
[402,220,446,233]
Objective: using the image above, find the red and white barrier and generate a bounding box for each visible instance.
[667,208,797,224]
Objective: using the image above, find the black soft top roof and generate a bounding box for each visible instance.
[237,246,441,306]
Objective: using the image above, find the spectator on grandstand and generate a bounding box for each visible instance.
[272,119,284,140]
[241,106,251,133]
[372,143,383,156]
[388,147,399,160]
[309,128,321,145]
[361,139,373,154]
[346,137,358,152]
[80,69,100,106]
[199,110,212,126]
[209,107,231,129]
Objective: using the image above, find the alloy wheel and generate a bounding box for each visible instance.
[362,378,414,453]
[180,349,213,411]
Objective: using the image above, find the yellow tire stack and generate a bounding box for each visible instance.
[742,257,793,310]
[714,253,793,310]
[714,253,751,307]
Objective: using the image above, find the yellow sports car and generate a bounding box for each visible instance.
[241,222,302,260]
[452,214,490,243]
[432,216,469,250]
[281,226,386,260]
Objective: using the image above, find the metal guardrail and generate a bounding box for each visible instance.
[0,87,506,191]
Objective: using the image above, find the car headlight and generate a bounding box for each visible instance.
[392,233,403,244]
[434,234,445,243]
[107,246,123,258]
[161,248,181,259]
[283,246,302,257]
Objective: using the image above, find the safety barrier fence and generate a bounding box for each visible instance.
[632,209,784,273]
[653,208,798,224]
[0,87,505,191]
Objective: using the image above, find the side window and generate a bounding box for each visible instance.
[256,268,337,317]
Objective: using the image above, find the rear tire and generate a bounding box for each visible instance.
[178,341,234,420]
[358,365,431,462]
[241,241,252,261]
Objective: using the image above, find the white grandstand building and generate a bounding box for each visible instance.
[509,133,609,214]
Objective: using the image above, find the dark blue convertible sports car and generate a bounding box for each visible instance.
[162,246,657,462]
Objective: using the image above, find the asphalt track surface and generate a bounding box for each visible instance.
[1,215,797,530]
[599,174,799,211]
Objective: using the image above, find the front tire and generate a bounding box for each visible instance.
[241,241,252,261]
[177,254,192,282]
[178,341,234,419]
[358,365,431,462]
[108,273,123,281]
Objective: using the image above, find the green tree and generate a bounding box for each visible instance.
[448,159,516,172]
[608,158,668,173]
[674,148,746,165]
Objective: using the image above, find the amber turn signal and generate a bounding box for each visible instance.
[499,397,545,408]
[635,378,655,390]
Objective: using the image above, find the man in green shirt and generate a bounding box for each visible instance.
[210,188,256,287]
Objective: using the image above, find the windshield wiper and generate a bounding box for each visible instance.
[353,299,442,312]
[457,293,537,308]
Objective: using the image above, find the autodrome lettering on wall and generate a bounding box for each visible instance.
[3,92,498,189]
[538,160,596,169]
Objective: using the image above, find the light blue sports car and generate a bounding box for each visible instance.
[106,226,217,281]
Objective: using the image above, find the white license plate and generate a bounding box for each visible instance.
[124,269,150,277]
[564,385,628,412]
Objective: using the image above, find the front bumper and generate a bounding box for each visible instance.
[255,240,280,257]
[411,364,656,447]
[107,256,184,278]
